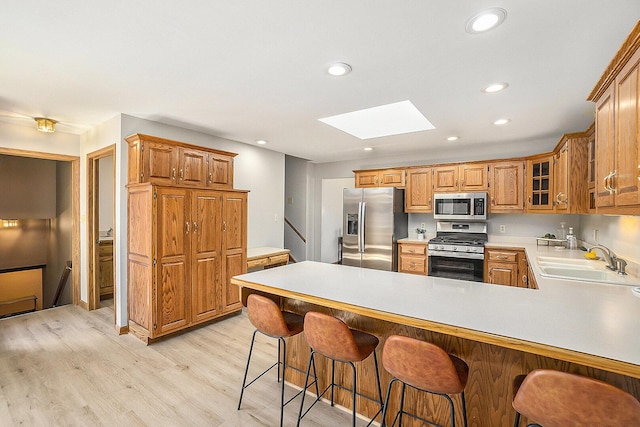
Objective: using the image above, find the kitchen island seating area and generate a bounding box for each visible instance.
[238,294,319,427]
[296,311,384,427]
[511,369,640,427]
[381,334,469,427]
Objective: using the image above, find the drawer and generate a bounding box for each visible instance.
[400,256,427,274]
[487,250,517,263]
[400,243,427,256]
[247,257,268,269]
[268,254,289,265]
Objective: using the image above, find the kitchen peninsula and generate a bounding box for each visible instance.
[232,258,640,427]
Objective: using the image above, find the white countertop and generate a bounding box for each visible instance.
[234,252,640,369]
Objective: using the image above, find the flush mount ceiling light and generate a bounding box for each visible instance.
[34,117,57,133]
[327,62,352,76]
[255,139,268,145]
[466,8,507,33]
[447,136,459,141]
[319,100,435,139]
[363,147,374,151]
[493,118,511,126]
[482,82,509,93]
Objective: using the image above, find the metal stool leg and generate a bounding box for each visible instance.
[238,329,259,410]
[296,350,316,427]
[461,391,468,427]
[398,382,406,427]
[381,377,400,427]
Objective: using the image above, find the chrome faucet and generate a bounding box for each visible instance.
[587,245,618,271]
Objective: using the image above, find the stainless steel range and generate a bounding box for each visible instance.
[428,221,487,282]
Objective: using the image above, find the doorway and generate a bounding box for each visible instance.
[0,148,80,310]
[87,145,116,317]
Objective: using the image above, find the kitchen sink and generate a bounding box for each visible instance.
[536,256,640,286]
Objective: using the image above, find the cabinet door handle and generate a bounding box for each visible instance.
[185,221,190,234]
[610,170,617,193]
[171,168,176,180]
[208,171,213,184]
[522,274,528,285]
[496,255,508,260]
[528,195,532,205]
[223,221,227,232]
[193,222,198,234]
[179,168,184,181]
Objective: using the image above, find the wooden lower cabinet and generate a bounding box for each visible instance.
[98,240,114,298]
[127,184,247,342]
[485,248,529,288]
[398,242,428,275]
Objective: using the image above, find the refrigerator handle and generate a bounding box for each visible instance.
[359,201,366,253]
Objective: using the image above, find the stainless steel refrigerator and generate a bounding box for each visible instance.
[342,187,407,271]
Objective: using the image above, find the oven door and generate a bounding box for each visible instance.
[428,253,484,282]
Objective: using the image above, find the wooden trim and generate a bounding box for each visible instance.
[124,133,238,158]
[588,20,640,101]
[284,217,306,243]
[233,278,640,379]
[117,324,129,335]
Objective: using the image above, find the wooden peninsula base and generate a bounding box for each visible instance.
[233,262,640,427]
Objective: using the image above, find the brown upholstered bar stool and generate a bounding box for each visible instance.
[512,369,640,427]
[381,335,468,427]
[297,311,384,427]
[238,294,318,427]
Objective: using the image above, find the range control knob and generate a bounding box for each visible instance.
[452,246,457,251]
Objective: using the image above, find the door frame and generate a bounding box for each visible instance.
[87,145,116,315]
[0,147,80,306]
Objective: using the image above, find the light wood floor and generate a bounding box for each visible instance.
[0,304,368,426]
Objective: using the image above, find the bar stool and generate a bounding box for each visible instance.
[238,294,318,427]
[297,311,384,427]
[381,335,468,427]
[512,369,640,427]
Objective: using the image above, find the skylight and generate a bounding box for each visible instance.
[318,100,435,139]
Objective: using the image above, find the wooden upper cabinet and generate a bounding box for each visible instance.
[489,161,525,212]
[553,134,589,214]
[125,133,237,189]
[354,168,405,188]
[433,163,487,192]
[405,167,433,212]
[526,155,554,211]
[589,23,640,214]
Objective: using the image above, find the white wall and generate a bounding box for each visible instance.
[320,177,354,263]
[98,155,114,233]
[285,155,313,261]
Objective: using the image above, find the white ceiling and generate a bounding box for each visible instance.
[1,1,639,163]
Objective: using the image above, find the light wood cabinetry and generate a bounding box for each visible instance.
[488,161,525,212]
[404,167,433,212]
[432,163,488,192]
[127,184,247,341]
[98,240,114,298]
[553,133,589,213]
[126,133,236,189]
[589,23,640,214]
[526,155,554,211]
[485,248,529,288]
[354,168,405,188]
[126,134,246,343]
[586,124,597,212]
[398,242,428,275]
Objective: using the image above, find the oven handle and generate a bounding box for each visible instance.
[428,251,485,260]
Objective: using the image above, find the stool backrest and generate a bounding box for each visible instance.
[246,294,290,338]
[512,369,640,427]
[304,311,361,362]
[382,335,466,394]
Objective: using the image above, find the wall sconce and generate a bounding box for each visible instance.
[34,117,57,133]
[1,220,19,228]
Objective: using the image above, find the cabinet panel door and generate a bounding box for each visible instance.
[222,192,247,312]
[526,157,554,211]
[379,169,405,187]
[595,86,616,208]
[208,155,233,187]
[433,166,458,192]
[156,188,189,335]
[405,168,432,212]
[487,262,517,286]
[459,164,488,191]
[179,148,208,187]
[489,162,525,211]
[191,191,222,323]
[554,144,569,211]
[356,171,380,187]
[223,252,244,311]
[615,52,640,207]
[144,142,177,185]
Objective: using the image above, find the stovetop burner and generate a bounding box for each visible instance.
[428,235,486,246]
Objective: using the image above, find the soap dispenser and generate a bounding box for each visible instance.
[566,227,577,249]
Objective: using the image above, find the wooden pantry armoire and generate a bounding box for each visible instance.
[125,133,248,343]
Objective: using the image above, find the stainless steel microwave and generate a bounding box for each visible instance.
[433,192,487,221]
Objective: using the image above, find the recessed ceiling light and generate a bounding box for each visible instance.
[447,136,459,142]
[255,139,268,145]
[364,147,374,151]
[482,82,509,93]
[493,118,511,126]
[327,62,352,76]
[466,8,507,33]
[318,100,435,139]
